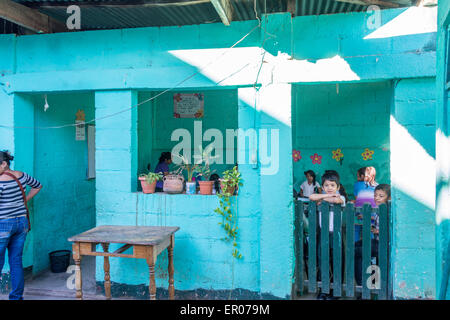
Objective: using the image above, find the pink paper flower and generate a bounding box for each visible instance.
[292,150,301,162]
[310,153,322,165]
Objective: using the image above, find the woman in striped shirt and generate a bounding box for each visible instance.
[0,151,42,300]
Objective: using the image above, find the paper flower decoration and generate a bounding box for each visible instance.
[310,153,322,165]
[362,148,374,161]
[332,148,344,162]
[194,109,204,118]
[292,150,301,162]
[173,93,182,102]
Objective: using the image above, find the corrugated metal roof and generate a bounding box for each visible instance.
[2,0,418,33]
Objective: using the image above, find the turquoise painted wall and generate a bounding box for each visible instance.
[32,92,96,274]
[96,86,293,298]
[391,78,436,299]
[292,82,391,197]
[0,8,437,93]
[436,0,450,300]
[138,89,238,183]
[0,93,35,271]
[0,6,439,298]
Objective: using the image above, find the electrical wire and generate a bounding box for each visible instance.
[0,22,261,130]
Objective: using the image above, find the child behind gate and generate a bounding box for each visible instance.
[309,171,346,300]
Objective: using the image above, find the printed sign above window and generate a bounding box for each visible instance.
[173,93,204,118]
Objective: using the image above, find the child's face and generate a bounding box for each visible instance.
[306,173,314,183]
[374,190,390,206]
[357,173,364,181]
[323,180,339,195]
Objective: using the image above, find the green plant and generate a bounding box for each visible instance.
[194,145,218,181]
[214,166,244,259]
[139,172,163,185]
[172,153,199,182]
[196,164,216,181]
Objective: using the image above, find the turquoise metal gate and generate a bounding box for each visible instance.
[293,201,391,300]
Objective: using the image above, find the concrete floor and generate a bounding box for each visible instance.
[0,256,114,300]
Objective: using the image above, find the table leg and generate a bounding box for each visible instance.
[168,235,175,300]
[72,243,83,300]
[101,243,112,300]
[148,262,156,300]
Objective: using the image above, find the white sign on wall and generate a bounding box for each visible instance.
[173,93,204,118]
[75,110,86,141]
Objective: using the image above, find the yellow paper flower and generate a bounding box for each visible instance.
[332,148,344,162]
[362,148,374,161]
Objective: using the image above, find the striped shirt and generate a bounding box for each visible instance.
[0,172,41,219]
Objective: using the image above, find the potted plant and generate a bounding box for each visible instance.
[194,145,217,195]
[197,165,215,195]
[220,166,241,196]
[138,172,163,194]
[214,165,244,259]
[173,153,198,194]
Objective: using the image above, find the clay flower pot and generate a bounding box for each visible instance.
[198,180,214,195]
[139,177,157,194]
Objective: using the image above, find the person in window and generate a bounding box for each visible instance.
[355,184,390,289]
[154,152,172,192]
[0,150,42,300]
[299,170,322,198]
[354,167,378,242]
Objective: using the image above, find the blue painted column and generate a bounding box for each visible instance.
[14,94,35,271]
[436,2,450,300]
[95,90,138,197]
[238,84,294,298]
[94,90,138,282]
[0,92,35,271]
[258,83,293,298]
[237,87,262,293]
[0,89,14,151]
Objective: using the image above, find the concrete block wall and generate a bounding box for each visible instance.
[95,85,293,298]
[436,1,450,300]
[391,78,436,299]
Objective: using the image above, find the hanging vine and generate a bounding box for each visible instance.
[214,166,244,259]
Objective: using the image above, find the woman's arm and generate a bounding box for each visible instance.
[26,186,42,202]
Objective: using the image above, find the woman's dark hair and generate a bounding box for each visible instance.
[304,170,316,185]
[339,183,348,202]
[357,167,366,177]
[158,152,172,164]
[0,150,14,166]
[210,173,220,193]
[375,184,391,198]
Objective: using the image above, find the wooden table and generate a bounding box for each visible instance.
[68,225,180,300]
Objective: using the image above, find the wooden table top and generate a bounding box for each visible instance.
[68,225,180,246]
